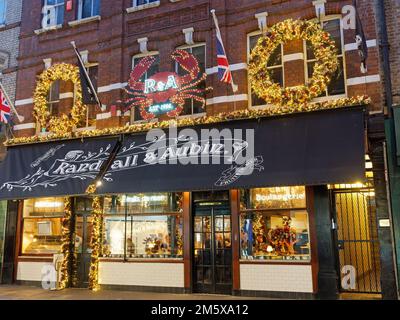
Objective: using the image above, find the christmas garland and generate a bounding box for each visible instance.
[88,196,103,291]
[249,19,339,107]
[5,96,370,146]
[33,63,86,134]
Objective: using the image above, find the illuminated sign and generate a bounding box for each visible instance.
[125,50,208,120]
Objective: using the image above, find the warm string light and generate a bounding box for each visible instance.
[249,19,339,107]
[33,63,86,135]
[88,196,103,291]
[5,95,370,146]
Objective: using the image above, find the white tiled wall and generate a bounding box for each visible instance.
[99,262,185,288]
[17,261,52,282]
[240,264,314,293]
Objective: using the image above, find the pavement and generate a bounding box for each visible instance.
[0,285,268,300]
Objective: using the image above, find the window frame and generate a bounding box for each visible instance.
[174,42,207,118]
[131,51,160,123]
[0,0,7,25]
[133,0,159,7]
[247,30,285,110]
[43,0,65,27]
[304,15,347,102]
[77,0,100,20]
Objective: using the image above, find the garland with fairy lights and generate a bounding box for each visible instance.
[5,95,370,146]
[249,19,339,108]
[59,197,77,289]
[88,196,103,291]
[33,63,86,134]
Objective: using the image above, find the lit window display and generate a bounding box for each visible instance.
[102,193,183,259]
[240,187,311,261]
[22,198,64,254]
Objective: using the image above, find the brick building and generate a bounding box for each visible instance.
[0,0,22,159]
[0,0,398,299]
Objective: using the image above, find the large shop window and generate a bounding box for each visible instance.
[103,193,183,259]
[305,18,346,98]
[239,186,311,262]
[78,0,100,19]
[43,0,65,27]
[175,44,206,116]
[22,198,64,255]
[248,33,284,108]
[132,53,160,122]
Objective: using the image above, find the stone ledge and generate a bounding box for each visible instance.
[34,24,63,35]
[68,15,101,27]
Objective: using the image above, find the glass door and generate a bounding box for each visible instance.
[193,204,232,294]
[75,215,93,288]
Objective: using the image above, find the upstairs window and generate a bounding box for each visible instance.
[305,18,346,98]
[0,0,6,25]
[131,53,160,122]
[248,33,284,108]
[0,52,8,71]
[43,0,65,27]
[134,0,159,6]
[78,0,100,19]
[174,44,206,116]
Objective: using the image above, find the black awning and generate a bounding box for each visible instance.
[0,107,366,200]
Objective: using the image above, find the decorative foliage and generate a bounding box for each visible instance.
[5,96,370,146]
[88,196,103,291]
[59,197,77,289]
[33,63,86,134]
[267,216,298,256]
[124,49,209,120]
[249,19,339,108]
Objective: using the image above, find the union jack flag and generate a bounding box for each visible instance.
[212,10,237,91]
[0,89,11,124]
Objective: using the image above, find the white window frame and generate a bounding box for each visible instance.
[133,0,159,7]
[175,42,206,118]
[247,30,285,110]
[78,0,99,20]
[44,0,65,27]
[304,15,347,102]
[131,51,160,123]
[0,0,7,25]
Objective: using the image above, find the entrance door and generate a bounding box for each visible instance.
[332,186,382,294]
[75,215,93,288]
[193,203,232,294]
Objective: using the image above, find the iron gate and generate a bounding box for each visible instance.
[331,184,381,294]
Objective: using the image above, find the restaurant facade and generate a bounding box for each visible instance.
[0,0,398,299]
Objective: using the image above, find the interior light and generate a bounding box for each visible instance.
[34,201,63,208]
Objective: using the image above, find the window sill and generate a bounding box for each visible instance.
[68,15,101,27]
[126,1,160,13]
[0,24,5,30]
[99,257,184,263]
[34,24,63,35]
[239,259,311,265]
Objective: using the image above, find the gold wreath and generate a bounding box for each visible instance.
[33,63,86,134]
[249,19,339,108]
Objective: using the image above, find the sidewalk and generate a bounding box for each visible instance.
[0,285,267,300]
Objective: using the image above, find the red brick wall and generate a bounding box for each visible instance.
[13,0,384,137]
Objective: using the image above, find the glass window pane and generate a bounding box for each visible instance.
[323,19,342,53]
[103,216,125,257]
[268,68,283,87]
[267,46,282,67]
[327,57,345,96]
[249,186,306,210]
[23,198,65,217]
[0,0,5,25]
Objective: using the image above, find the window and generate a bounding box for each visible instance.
[0,52,8,70]
[47,80,60,118]
[43,0,64,27]
[175,44,206,116]
[132,53,160,121]
[248,33,284,107]
[239,186,311,262]
[102,193,183,259]
[0,0,6,25]
[134,0,159,6]
[305,18,346,98]
[22,198,65,254]
[78,0,100,19]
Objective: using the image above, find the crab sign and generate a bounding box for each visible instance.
[125,49,208,120]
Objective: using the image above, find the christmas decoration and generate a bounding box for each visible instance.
[125,49,209,120]
[59,197,77,289]
[267,216,298,256]
[88,196,103,291]
[33,63,86,134]
[249,19,339,108]
[5,96,370,146]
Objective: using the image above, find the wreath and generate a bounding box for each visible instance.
[249,19,339,108]
[33,63,86,134]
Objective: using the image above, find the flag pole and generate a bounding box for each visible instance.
[70,41,105,112]
[0,74,24,123]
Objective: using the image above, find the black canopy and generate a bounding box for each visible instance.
[0,107,366,200]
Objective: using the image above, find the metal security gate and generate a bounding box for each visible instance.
[331,184,382,294]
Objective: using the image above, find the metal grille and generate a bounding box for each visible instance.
[332,185,382,294]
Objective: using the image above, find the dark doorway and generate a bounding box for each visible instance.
[192,191,232,295]
[1,201,18,284]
